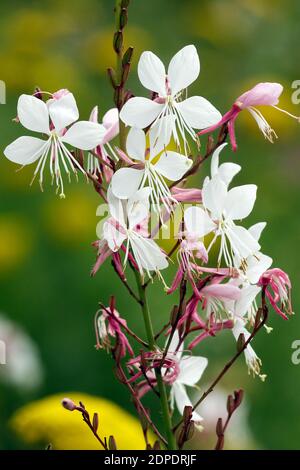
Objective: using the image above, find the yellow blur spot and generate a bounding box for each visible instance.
[82,26,153,74]
[0,216,32,273]
[43,189,99,245]
[10,392,151,450]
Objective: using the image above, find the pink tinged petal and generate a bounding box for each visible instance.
[61,121,105,150]
[120,97,164,129]
[248,222,267,242]
[177,356,208,386]
[176,96,222,129]
[103,221,127,252]
[17,94,50,133]
[224,184,257,220]
[111,167,144,199]
[202,175,227,220]
[171,187,202,203]
[184,206,215,238]
[246,253,273,285]
[167,266,184,294]
[154,151,192,181]
[48,92,79,132]
[228,225,260,259]
[168,45,200,96]
[138,51,166,96]
[102,107,119,128]
[234,285,261,317]
[89,105,98,123]
[237,82,283,108]
[126,127,146,161]
[4,136,48,165]
[202,284,241,301]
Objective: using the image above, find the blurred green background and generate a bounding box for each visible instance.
[0,0,299,450]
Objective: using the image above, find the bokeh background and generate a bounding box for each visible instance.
[0,0,299,450]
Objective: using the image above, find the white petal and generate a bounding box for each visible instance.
[154,151,192,181]
[224,185,257,220]
[17,95,50,133]
[126,127,146,161]
[138,51,166,96]
[48,92,79,132]
[102,107,119,128]
[210,142,227,177]
[165,330,183,360]
[172,382,203,423]
[202,175,227,219]
[149,115,174,157]
[218,162,241,186]
[176,96,221,129]
[246,253,273,284]
[130,235,168,273]
[184,206,215,238]
[107,187,126,227]
[4,136,49,165]
[120,97,164,128]
[168,45,200,96]
[111,168,144,199]
[248,222,267,242]
[228,224,260,259]
[234,285,261,318]
[61,121,105,150]
[177,356,208,386]
[128,187,151,228]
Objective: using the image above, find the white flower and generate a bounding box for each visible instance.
[0,313,43,390]
[111,127,192,211]
[120,45,221,152]
[87,106,119,177]
[184,145,260,267]
[102,186,168,276]
[167,332,208,425]
[4,92,105,197]
[237,222,273,284]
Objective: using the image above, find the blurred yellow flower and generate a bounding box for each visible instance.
[10,392,150,450]
[0,216,32,273]
[43,189,99,245]
[82,26,153,74]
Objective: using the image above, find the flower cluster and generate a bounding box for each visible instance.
[4,38,295,449]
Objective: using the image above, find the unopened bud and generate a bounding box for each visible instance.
[61,398,77,411]
[119,8,128,30]
[113,30,123,54]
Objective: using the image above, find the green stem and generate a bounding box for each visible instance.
[135,272,177,450]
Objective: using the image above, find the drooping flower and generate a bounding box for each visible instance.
[111,127,192,212]
[258,268,293,319]
[87,106,119,181]
[120,45,221,152]
[4,92,105,197]
[95,298,133,359]
[184,145,260,267]
[199,82,300,151]
[100,186,168,277]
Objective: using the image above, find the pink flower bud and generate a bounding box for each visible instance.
[61,397,77,411]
